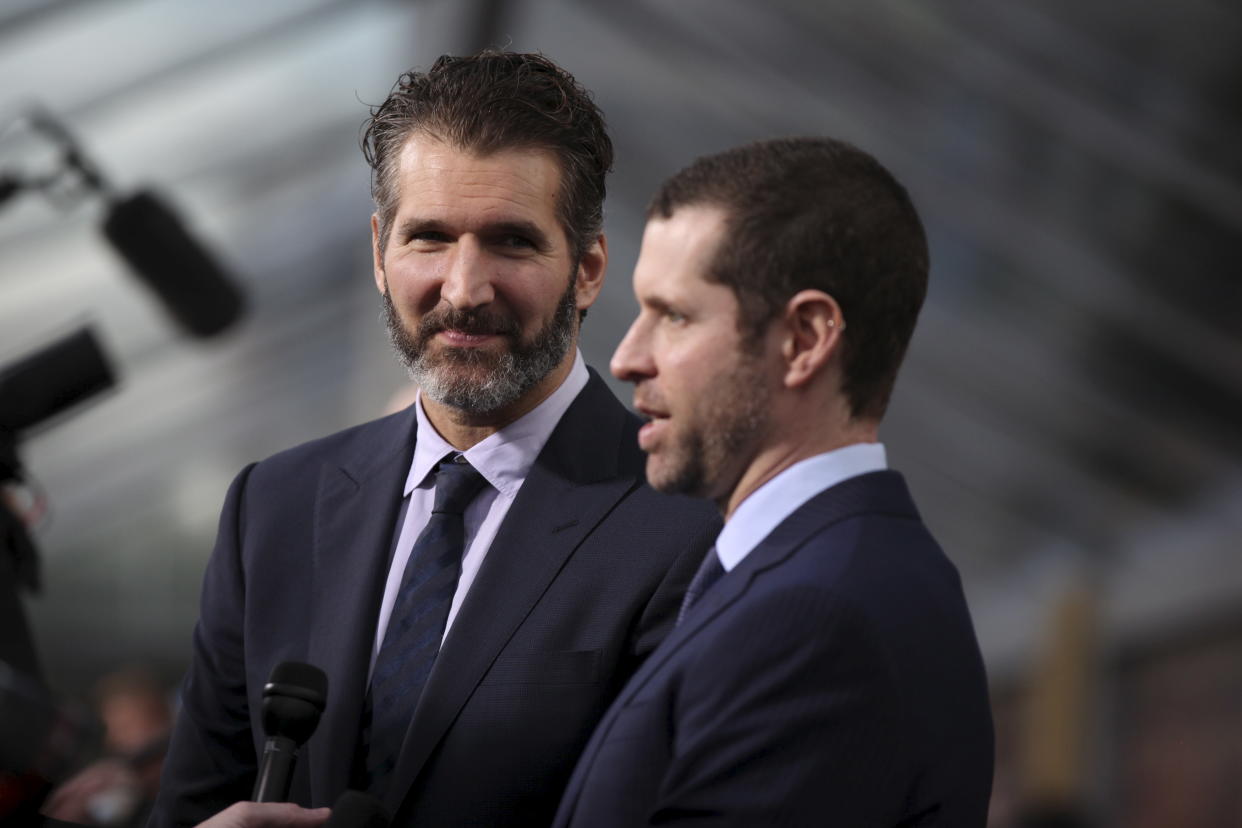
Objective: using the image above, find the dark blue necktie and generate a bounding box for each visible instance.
[677,547,725,626]
[359,454,488,796]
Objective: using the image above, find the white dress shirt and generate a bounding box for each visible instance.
[713,442,888,573]
[369,352,590,672]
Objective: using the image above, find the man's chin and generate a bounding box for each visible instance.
[645,455,701,498]
[417,365,504,399]
[411,352,536,415]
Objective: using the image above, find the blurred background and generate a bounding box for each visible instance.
[1,0,1239,825]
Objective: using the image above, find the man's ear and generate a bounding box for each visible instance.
[779,290,845,388]
[574,234,608,311]
[371,213,387,294]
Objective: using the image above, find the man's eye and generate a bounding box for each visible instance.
[498,234,535,249]
[408,231,449,244]
[664,309,687,324]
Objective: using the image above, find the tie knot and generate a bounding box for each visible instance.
[431,455,487,516]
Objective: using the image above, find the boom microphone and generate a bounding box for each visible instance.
[252,662,327,803]
[100,190,245,338]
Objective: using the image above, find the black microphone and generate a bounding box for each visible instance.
[252,661,328,803]
[327,791,390,828]
[100,190,245,338]
[0,327,115,440]
[0,327,116,486]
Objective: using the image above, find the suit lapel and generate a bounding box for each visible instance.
[385,372,637,811]
[306,409,418,804]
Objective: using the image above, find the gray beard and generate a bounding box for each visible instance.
[382,280,578,415]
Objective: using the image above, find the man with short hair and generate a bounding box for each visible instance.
[555,137,994,827]
[150,52,718,828]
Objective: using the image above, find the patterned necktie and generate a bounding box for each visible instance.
[677,547,725,626]
[359,454,488,796]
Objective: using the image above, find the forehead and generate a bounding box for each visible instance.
[392,134,564,229]
[633,205,731,297]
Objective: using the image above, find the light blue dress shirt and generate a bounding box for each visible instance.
[714,442,888,573]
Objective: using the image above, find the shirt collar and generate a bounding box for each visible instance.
[405,350,590,498]
[714,442,888,572]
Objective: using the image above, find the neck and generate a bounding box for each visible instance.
[720,416,878,520]
[421,353,575,450]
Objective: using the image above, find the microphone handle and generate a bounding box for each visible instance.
[252,734,298,802]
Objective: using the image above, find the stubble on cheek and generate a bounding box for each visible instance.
[643,354,770,501]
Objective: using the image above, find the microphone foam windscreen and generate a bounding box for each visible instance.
[101,190,245,338]
[261,662,328,745]
[0,326,115,435]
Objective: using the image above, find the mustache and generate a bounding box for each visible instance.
[632,386,668,417]
[416,305,521,340]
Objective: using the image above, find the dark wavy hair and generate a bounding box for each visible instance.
[362,51,613,262]
[649,137,929,421]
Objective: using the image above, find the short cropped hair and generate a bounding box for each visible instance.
[648,137,929,421]
[362,51,613,262]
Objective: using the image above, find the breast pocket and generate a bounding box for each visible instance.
[480,649,601,685]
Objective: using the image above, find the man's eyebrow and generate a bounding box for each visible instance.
[640,294,674,314]
[395,217,448,238]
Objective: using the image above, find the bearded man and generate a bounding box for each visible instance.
[150,52,717,828]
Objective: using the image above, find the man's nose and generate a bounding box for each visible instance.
[440,240,495,310]
[610,317,654,383]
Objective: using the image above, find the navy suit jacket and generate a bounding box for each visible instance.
[554,470,993,827]
[150,370,720,828]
